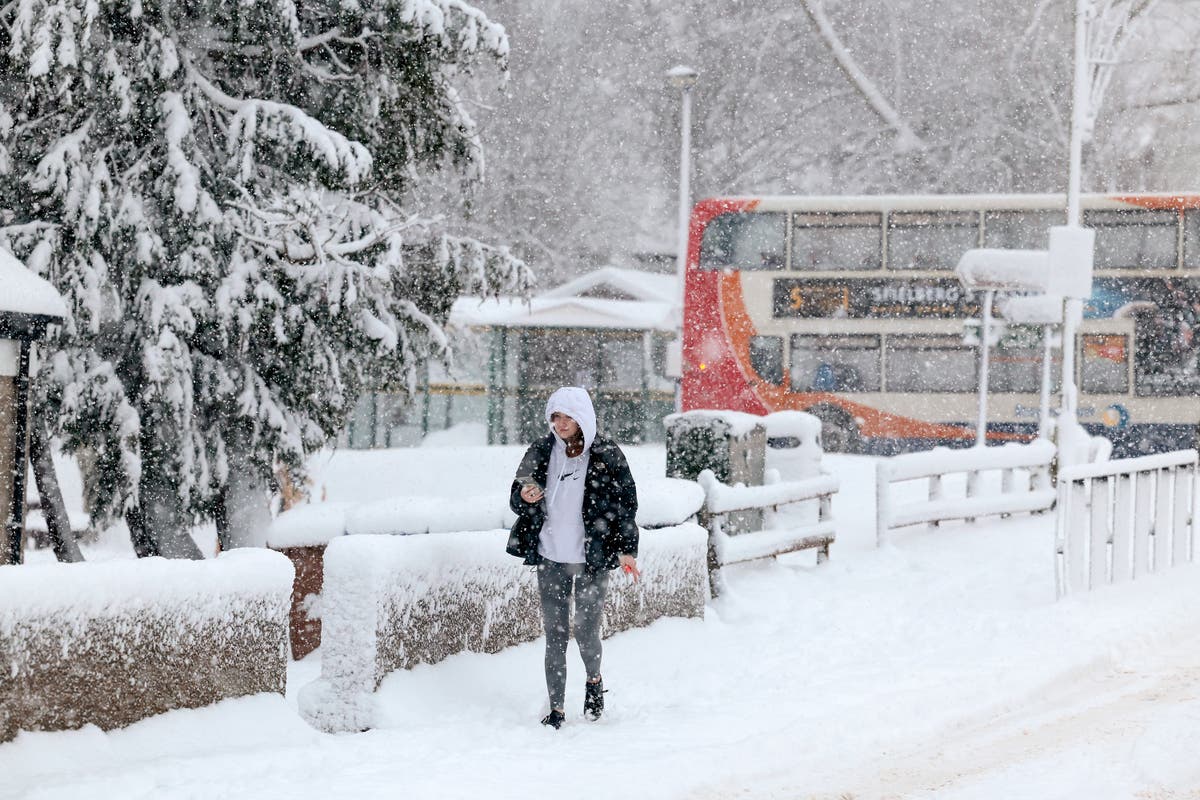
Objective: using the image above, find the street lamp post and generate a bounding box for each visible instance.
[1057,0,1096,467]
[667,65,697,412]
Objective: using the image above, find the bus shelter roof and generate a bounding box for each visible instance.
[0,248,67,340]
[450,296,676,332]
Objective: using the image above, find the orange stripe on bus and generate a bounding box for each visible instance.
[1111,195,1200,211]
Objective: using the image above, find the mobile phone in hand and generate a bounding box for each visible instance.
[516,475,541,490]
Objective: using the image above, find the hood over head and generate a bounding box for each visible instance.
[544,386,597,451]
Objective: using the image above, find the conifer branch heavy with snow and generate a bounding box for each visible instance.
[0,0,530,556]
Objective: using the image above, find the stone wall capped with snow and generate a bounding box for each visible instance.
[299,524,708,733]
[0,550,293,743]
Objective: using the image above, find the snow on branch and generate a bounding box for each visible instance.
[396,0,509,59]
[28,117,92,210]
[188,64,372,187]
[799,0,924,152]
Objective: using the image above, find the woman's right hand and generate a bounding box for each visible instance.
[520,484,544,503]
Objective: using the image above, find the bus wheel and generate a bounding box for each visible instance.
[810,406,862,454]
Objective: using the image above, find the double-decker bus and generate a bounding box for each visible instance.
[681,193,1200,456]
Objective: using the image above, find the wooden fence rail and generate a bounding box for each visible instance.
[697,469,838,597]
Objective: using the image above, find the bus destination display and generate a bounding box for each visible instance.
[773,278,981,319]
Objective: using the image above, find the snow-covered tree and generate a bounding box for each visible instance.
[0,0,530,556]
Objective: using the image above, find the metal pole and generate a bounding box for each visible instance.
[673,75,695,413]
[976,290,995,446]
[1039,323,1054,438]
[1061,0,1091,438]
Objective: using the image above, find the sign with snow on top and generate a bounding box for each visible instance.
[955,226,1094,300]
[955,248,1050,293]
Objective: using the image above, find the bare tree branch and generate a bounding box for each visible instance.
[798,0,925,152]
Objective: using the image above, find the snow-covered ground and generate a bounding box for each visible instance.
[5,448,1200,799]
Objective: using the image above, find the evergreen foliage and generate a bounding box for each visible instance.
[0,0,530,554]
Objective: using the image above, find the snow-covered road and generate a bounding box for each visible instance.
[801,637,1200,799]
[4,450,1200,799]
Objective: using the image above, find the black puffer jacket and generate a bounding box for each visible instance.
[506,433,639,572]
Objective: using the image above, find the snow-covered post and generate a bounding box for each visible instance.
[1040,324,1056,438]
[975,289,995,446]
[0,251,66,565]
[667,65,698,413]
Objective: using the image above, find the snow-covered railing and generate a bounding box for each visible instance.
[875,440,1056,546]
[0,550,293,743]
[1055,450,1197,598]
[299,524,707,733]
[697,469,838,597]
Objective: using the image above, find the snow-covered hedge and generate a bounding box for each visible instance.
[0,550,293,743]
[267,478,705,548]
[299,524,707,733]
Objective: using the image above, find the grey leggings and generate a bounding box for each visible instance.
[536,560,609,710]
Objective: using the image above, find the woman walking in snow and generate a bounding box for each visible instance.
[506,386,640,729]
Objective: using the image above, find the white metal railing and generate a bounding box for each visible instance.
[1055,450,1197,598]
[696,469,838,597]
[875,440,1056,546]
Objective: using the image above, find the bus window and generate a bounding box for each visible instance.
[885,335,978,392]
[699,212,786,270]
[1184,210,1200,268]
[1081,334,1129,394]
[984,210,1066,249]
[990,330,1060,393]
[1084,210,1177,270]
[749,335,784,385]
[791,212,881,271]
[790,334,880,392]
[886,211,980,270]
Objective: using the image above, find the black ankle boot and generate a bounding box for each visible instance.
[541,709,565,729]
[584,678,606,720]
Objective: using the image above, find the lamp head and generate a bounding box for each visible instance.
[666,65,698,90]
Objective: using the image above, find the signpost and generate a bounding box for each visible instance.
[955,249,1051,447]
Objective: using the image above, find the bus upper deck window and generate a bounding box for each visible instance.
[984,210,1066,249]
[698,212,786,270]
[1085,209,1178,270]
[887,211,980,270]
[791,212,882,271]
[749,335,784,385]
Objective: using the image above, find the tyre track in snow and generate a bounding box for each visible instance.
[810,648,1200,799]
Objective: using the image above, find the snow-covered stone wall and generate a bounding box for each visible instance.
[299,524,707,733]
[0,550,293,743]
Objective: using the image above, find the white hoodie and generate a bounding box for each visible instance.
[538,387,597,564]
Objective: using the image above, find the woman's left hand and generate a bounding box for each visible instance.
[618,554,640,582]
